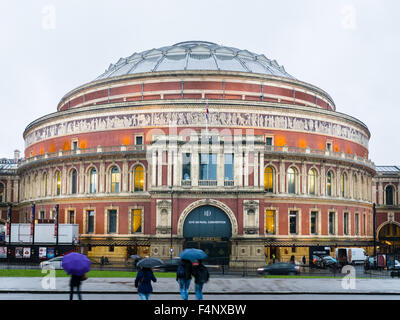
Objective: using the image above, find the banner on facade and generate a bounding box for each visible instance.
[23,247,31,258]
[39,247,47,259]
[15,247,23,258]
[0,247,7,258]
[47,247,55,259]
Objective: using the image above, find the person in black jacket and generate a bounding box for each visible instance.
[135,267,157,300]
[192,260,209,300]
[176,259,192,300]
[69,274,84,300]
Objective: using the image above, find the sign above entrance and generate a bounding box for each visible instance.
[183,205,232,239]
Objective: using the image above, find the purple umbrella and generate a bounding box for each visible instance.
[62,252,91,276]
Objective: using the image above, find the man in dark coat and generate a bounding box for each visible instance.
[69,274,84,300]
[192,260,209,300]
[135,267,157,300]
[176,259,192,300]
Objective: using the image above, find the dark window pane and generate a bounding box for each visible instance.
[108,210,117,233]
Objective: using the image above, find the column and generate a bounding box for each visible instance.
[122,160,128,192]
[254,152,259,187]
[217,151,224,187]
[151,150,157,187]
[260,152,264,189]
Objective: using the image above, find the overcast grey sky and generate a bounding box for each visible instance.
[0,0,399,165]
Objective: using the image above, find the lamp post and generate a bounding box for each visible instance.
[170,186,174,259]
[373,203,377,268]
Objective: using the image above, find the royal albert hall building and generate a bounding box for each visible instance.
[10,41,377,265]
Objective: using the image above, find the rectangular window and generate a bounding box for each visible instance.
[329,212,335,235]
[87,210,94,233]
[363,214,366,235]
[289,211,297,235]
[199,153,217,181]
[326,142,332,151]
[265,210,275,235]
[182,153,191,181]
[343,212,349,235]
[224,154,234,181]
[108,210,117,234]
[135,136,143,145]
[69,210,75,224]
[266,137,273,146]
[310,211,318,235]
[355,213,359,235]
[72,140,78,151]
[39,211,45,220]
[132,209,142,233]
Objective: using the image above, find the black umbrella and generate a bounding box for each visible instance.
[129,254,142,260]
[136,257,164,269]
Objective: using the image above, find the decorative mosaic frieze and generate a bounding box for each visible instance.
[25,110,369,148]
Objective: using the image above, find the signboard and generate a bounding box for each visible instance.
[23,247,31,258]
[183,205,232,238]
[0,247,7,258]
[39,247,47,259]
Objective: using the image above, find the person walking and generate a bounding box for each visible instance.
[135,267,157,300]
[69,274,86,300]
[192,260,209,300]
[176,258,192,300]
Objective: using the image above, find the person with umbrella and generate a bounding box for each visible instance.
[62,252,91,301]
[176,258,192,300]
[192,259,209,300]
[177,248,208,300]
[134,257,162,300]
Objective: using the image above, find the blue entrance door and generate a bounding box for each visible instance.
[183,205,232,265]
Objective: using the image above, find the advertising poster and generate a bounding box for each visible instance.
[15,247,23,258]
[0,247,7,258]
[23,247,31,258]
[39,247,47,259]
[47,247,55,259]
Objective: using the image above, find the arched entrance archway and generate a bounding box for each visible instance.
[179,200,236,265]
[378,222,400,254]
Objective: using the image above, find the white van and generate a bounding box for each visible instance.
[336,248,366,265]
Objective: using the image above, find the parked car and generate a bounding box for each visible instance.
[257,262,300,275]
[153,257,181,272]
[387,259,400,270]
[40,256,64,270]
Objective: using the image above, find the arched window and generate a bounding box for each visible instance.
[71,169,77,194]
[134,166,144,192]
[386,185,394,206]
[26,176,31,199]
[33,174,38,198]
[110,167,120,193]
[264,166,274,193]
[353,174,358,199]
[326,171,332,196]
[341,173,347,198]
[0,183,4,202]
[89,168,97,194]
[308,168,317,195]
[287,167,297,194]
[55,171,61,196]
[43,172,48,197]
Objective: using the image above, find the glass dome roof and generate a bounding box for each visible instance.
[95,41,295,80]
